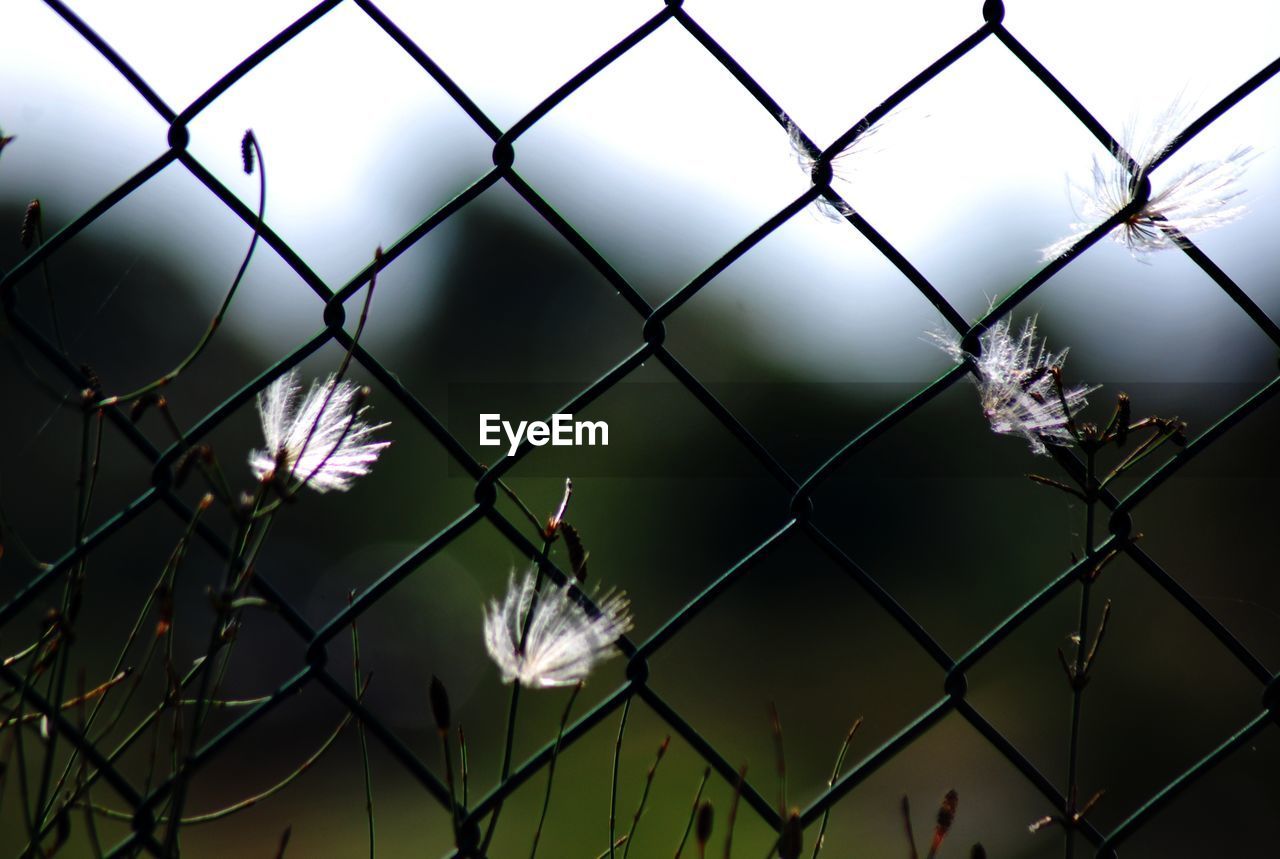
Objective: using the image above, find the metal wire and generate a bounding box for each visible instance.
[2,1,1278,856]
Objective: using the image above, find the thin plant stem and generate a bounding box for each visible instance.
[28,204,67,359]
[273,254,381,506]
[458,725,469,810]
[197,509,277,740]
[164,483,271,852]
[34,405,103,832]
[595,837,629,859]
[75,672,104,858]
[97,134,267,408]
[349,590,376,859]
[49,499,208,806]
[81,692,362,826]
[497,477,547,537]
[673,766,711,859]
[609,697,633,859]
[29,658,209,844]
[0,729,13,812]
[902,796,919,859]
[1100,425,1180,487]
[480,529,558,854]
[811,717,862,859]
[622,736,670,859]
[2,640,42,669]
[529,682,582,859]
[769,703,786,816]
[0,670,129,728]
[724,765,746,859]
[1064,447,1097,859]
[14,627,64,852]
[441,714,461,847]
[154,401,235,507]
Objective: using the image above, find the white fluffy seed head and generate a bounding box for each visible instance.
[483,568,632,689]
[785,116,891,221]
[248,369,390,493]
[927,316,1098,456]
[1043,100,1258,261]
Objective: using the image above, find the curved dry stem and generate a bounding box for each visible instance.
[97,132,267,408]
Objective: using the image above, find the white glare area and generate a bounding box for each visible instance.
[2,0,1278,379]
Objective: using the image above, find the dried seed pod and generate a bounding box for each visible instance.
[930,790,959,855]
[695,800,714,849]
[241,130,256,174]
[430,675,451,732]
[1114,393,1131,445]
[20,199,40,248]
[561,521,589,583]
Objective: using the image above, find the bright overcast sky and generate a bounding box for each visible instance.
[2,0,1279,383]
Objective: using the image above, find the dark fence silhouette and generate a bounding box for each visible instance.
[3,1,1279,856]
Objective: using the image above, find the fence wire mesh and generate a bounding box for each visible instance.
[2,0,1280,856]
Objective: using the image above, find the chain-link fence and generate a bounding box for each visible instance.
[3,0,1279,856]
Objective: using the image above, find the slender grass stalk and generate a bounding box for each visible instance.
[1,640,41,670]
[97,132,267,408]
[34,405,103,833]
[440,717,461,846]
[0,670,129,728]
[275,253,381,506]
[609,697,633,859]
[724,765,747,859]
[0,729,15,816]
[529,682,582,859]
[811,717,862,859]
[594,836,629,859]
[30,657,210,844]
[458,725,469,810]
[350,590,376,859]
[273,825,293,859]
[622,735,670,859]
[902,796,919,859]
[769,703,787,816]
[497,478,547,537]
[673,767,711,859]
[24,200,67,359]
[1100,424,1181,487]
[163,481,272,852]
[75,672,103,858]
[81,686,365,826]
[48,498,208,807]
[480,527,559,853]
[13,623,65,852]
[1064,447,1097,859]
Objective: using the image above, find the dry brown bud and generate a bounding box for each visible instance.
[241,130,256,174]
[930,790,958,854]
[695,800,714,847]
[20,199,40,248]
[430,674,451,732]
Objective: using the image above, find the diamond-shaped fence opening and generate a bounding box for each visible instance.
[2,1,1279,857]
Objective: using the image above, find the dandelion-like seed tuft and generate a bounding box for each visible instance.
[248,369,390,493]
[1043,101,1258,260]
[927,315,1098,455]
[482,568,632,688]
[785,117,888,221]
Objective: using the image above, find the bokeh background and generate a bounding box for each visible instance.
[2,0,1280,856]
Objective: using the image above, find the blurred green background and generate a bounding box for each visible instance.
[3,1,1280,857]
